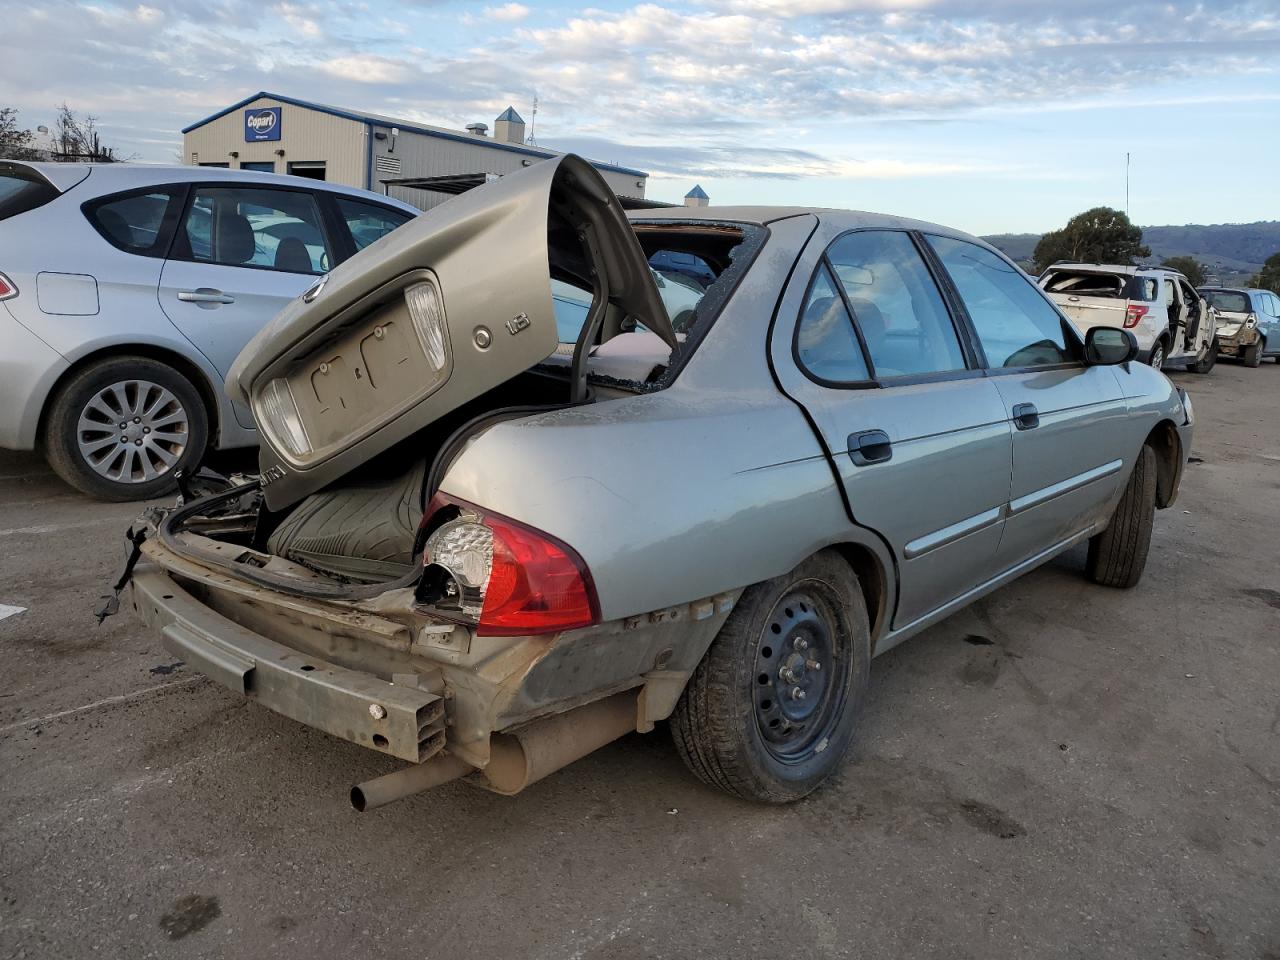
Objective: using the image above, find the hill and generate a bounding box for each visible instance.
[983,221,1280,283]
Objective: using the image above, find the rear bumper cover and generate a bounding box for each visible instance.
[0,302,69,449]
[131,565,445,762]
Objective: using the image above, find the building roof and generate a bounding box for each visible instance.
[685,184,709,199]
[496,106,524,123]
[181,91,646,178]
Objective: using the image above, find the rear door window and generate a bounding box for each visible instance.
[84,189,179,256]
[796,263,871,382]
[927,234,1073,369]
[821,230,967,378]
[333,196,413,253]
[176,186,331,274]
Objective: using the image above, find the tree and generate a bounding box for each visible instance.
[1249,252,1280,294]
[1161,256,1205,286]
[0,107,41,161]
[50,104,128,162]
[1033,207,1150,272]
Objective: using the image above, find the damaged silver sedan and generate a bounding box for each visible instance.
[119,155,1193,809]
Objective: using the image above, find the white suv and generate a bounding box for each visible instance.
[0,161,417,500]
[1038,264,1216,372]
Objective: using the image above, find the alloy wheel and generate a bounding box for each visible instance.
[1149,343,1164,369]
[76,379,190,484]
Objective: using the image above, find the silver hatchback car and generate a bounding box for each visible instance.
[0,161,417,500]
[119,156,1192,808]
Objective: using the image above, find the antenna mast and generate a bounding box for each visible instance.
[1125,152,1130,217]
[527,94,538,146]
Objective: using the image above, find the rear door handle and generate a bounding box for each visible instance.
[1012,403,1040,430]
[177,288,235,305]
[848,429,892,466]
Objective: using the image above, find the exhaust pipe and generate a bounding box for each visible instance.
[481,690,638,795]
[351,754,474,812]
[350,690,639,810]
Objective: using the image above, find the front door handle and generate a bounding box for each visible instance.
[177,288,235,305]
[848,429,892,466]
[1012,403,1040,430]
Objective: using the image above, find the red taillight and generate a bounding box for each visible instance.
[1124,304,1148,328]
[419,494,600,637]
[0,272,16,300]
[480,513,599,636]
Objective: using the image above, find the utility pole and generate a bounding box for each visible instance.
[1125,152,1130,218]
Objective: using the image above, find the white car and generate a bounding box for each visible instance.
[0,161,418,500]
[1038,264,1216,372]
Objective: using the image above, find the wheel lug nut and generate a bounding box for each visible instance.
[791,686,805,700]
[143,427,150,434]
[793,637,808,651]
[133,417,141,423]
[134,439,142,446]
[119,423,127,430]
[120,436,128,443]
[806,659,821,671]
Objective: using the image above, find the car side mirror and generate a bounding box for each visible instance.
[1084,327,1139,366]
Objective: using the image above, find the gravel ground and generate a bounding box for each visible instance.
[1,360,1277,960]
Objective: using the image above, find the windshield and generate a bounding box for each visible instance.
[1201,290,1249,314]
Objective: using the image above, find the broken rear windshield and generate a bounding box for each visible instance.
[1201,290,1249,313]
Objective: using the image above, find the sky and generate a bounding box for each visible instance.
[3,0,1278,234]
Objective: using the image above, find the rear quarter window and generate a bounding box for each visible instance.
[83,189,181,257]
[0,166,59,221]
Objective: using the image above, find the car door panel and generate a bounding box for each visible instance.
[771,226,1014,631]
[158,184,331,429]
[922,234,1133,572]
[987,367,1130,568]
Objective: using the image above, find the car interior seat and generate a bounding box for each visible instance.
[274,237,313,273]
[214,209,256,265]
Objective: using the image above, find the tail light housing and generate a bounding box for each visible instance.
[416,494,600,636]
[0,271,17,300]
[1123,304,1148,328]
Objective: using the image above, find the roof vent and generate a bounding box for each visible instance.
[465,122,489,137]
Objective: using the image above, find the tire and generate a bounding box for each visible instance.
[670,550,870,803]
[1243,340,1262,368]
[1190,338,1216,374]
[1148,338,1167,370]
[43,356,209,502]
[1086,444,1156,589]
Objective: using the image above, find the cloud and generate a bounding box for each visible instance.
[0,0,1276,185]
[484,2,530,20]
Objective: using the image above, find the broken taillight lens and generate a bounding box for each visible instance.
[0,271,17,300]
[418,495,599,636]
[1123,304,1148,328]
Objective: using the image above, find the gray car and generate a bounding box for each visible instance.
[119,155,1192,809]
[0,161,416,501]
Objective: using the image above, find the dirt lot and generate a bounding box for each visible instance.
[1,361,1277,960]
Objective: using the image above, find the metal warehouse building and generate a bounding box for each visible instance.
[181,92,650,210]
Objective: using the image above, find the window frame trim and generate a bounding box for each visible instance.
[165,180,337,277]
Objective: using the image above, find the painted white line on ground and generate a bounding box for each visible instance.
[0,604,26,621]
[0,676,203,735]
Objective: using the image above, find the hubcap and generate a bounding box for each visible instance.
[1150,345,1164,369]
[76,380,188,484]
[753,588,848,762]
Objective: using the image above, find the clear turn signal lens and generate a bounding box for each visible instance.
[259,377,311,459]
[405,281,448,372]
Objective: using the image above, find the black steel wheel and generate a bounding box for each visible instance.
[671,550,870,803]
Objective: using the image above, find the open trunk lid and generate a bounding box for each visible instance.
[228,154,670,511]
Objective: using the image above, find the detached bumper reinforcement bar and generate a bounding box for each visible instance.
[131,566,444,763]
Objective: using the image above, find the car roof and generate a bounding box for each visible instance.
[1046,262,1188,278]
[628,205,988,247]
[1200,286,1266,294]
[11,161,418,213]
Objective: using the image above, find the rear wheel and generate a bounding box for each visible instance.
[1086,444,1156,589]
[1244,340,1262,368]
[44,356,208,501]
[1190,338,1216,374]
[1148,338,1167,370]
[670,551,869,803]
